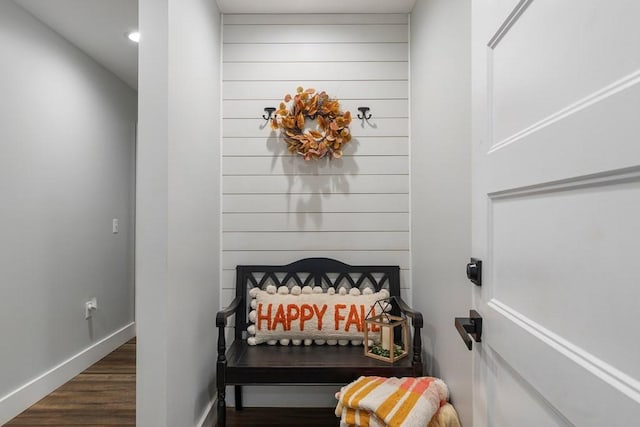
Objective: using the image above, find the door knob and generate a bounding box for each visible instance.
[466,258,482,286]
[454,310,482,350]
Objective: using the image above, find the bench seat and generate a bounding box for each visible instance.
[215,258,424,427]
[225,340,418,385]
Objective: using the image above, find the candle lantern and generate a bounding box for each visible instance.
[363,297,409,363]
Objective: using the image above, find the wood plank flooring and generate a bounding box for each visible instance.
[6,338,340,426]
[6,338,136,426]
[224,407,339,426]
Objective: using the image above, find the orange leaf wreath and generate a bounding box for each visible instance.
[270,87,352,161]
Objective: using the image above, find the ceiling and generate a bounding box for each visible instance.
[11,0,417,93]
[216,0,417,14]
[14,0,139,90]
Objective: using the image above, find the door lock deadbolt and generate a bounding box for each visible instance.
[466,258,482,286]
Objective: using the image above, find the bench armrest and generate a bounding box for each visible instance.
[216,296,243,328]
[216,296,243,363]
[393,296,424,375]
[394,296,423,328]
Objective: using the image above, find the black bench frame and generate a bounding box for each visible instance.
[215,257,424,426]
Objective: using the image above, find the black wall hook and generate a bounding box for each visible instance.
[262,107,276,121]
[357,107,372,120]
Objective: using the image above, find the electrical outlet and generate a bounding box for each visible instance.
[85,297,97,319]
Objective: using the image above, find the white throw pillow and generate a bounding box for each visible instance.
[246,286,391,346]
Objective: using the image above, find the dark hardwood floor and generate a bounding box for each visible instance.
[6,338,136,426]
[5,338,340,426]
[224,407,339,426]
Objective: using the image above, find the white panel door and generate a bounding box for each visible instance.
[471,0,640,425]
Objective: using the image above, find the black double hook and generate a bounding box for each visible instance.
[357,107,372,120]
[262,107,276,121]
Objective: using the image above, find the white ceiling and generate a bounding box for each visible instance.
[11,0,417,93]
[216,0,417,14]
[13,0,139,90]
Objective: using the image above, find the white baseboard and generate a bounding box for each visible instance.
[197,398,217,427]
[0,322,135,425]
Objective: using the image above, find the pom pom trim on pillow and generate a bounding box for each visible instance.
[246,287,391,346]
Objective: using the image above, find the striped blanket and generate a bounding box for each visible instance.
[335,376,450,427]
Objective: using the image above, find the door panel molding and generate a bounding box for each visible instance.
[487,82,640,193]
[490,69,640,153]
[487,176,640,377]
[487,298,640,424]
[487,0,533,49]
[489,299,640,402]
[488,164,640,199]
[484,343,575,426]
[488,1,640,145]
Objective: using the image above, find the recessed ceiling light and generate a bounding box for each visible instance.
[127,31,140,43]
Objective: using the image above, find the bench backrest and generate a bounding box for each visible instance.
[234,257,401,340]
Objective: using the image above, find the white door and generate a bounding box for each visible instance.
[470,0,640,425]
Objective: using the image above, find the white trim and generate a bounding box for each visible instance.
[489,299,640,403]
[197,398,217,427]
[0,322,135,425]
[407,11,412,292]
[487,0,533,49]
[489,68,640,154]
[488,164,640,200]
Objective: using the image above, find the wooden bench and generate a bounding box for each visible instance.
[215,258,424,427]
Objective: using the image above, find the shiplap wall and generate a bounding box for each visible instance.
[221,14,410,314]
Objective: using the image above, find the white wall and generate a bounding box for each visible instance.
[136,0,221,425]
[0,1,136,423]
[410,0,473,425]
[221,13,410,316]
[220,13,410,406]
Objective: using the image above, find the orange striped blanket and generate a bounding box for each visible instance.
[334,376,450,427]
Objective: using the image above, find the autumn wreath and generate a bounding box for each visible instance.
[270,87,352,160]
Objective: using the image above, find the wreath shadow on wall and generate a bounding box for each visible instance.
[265,87,363,229]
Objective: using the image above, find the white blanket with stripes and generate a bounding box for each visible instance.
[334,376,449,427]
